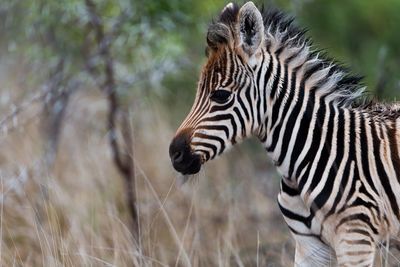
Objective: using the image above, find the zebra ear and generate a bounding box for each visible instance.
[207,23,230,51]
[237,2,264,57]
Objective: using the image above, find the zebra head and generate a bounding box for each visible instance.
[170,2,266,175]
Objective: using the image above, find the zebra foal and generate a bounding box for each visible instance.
[169,2,400,266]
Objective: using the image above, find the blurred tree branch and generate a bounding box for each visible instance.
[42,58,79,168]
[83,0,139,242]
[0,81,74,140]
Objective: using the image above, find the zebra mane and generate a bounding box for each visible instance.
[208,3,367,108]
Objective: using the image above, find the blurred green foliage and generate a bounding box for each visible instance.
[297,0,400,100]
[1,0,399,119]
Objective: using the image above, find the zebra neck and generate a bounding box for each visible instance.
[263,94,347,185]
[257,50,343,181]
[255,41,364,182]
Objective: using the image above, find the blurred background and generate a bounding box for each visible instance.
[1,0,400,266]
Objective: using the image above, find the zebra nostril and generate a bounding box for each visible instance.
[173,151,184,163]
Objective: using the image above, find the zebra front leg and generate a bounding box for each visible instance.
[334,224,376,267]
[278,191,336,266]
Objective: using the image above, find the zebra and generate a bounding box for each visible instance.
[169,2,400,266]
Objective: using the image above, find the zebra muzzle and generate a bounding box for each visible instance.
[169,133,201,175]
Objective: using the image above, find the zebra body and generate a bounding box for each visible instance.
[169,2,400,266]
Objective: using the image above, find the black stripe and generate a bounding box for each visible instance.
[256,53,265,127]
[229,49,239,88]
[267,68,298,156]
[345,161,359,204]
[270,62,287,128]
[235,64,244,90]
[387,121,400,183]
[192,142,217,159]
[197,125,229,139]
[286,85,315,172]
[194,133,225,155]
[220,48,228,82]
[223,48,235,87]
[262,51,274,113]
[350,197,378,216]
[191,81,207,114]
[233,107,246,136]
[326,110,355,216]
[201,114,237,144]
[268,76,304,154]
[297,99,326,191]
[210,98,235,113]
[221,48,234,87]
[308,103,335,191]
[281,179,299,196]
[260,117,269,142]
[245,81,255,131]
[193,102,212,126]
[269,54,281,99]
[303,59,324,81]
[359,115,379,194]
[211,67,218,88]
[336,213,378,235]
[278,202,311,228]
[237,54,245,66]
[237,90,250,121]
[370,121,400,220]
[313,107,345,211]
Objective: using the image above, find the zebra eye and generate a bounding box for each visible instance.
[210,90,231,104]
